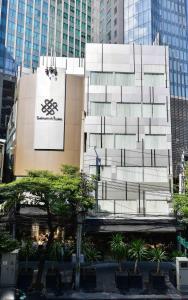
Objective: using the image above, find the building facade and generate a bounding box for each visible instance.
[91,0,100,43]
[9,43,179,234]
[82,43,173,218]
[3,0,91,70]
[99,0,124,44]
[99,0,188,177]
[0,0,91,139]
[124,0,188,99]
[12,57,84,176]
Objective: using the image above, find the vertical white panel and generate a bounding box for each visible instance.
[34,66,66,150]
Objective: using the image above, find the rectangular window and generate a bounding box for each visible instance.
[89,134,114,149]
[90,72,135,86]
[144,167,168,183]
[115,135,136,149]
[117,167,143,182]
[117,103,141,118]
[143,104,166,118]
[144,73,165,87]
[145,135,168,150]
[90,102,111,116]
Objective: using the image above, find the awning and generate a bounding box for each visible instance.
[91,224,179,233]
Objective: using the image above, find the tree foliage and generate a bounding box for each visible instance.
[128,239,147,274]
[0,167,94,219]
[149,246,167,274]
[0,165,95,289]
[174,193,188,221]
[173,164,188,222]
[0,232,19,255]
[110,233,127,271]
[82,237,101,263]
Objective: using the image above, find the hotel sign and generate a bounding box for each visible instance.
[34,67,66,150]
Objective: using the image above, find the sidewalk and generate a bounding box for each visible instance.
[44,292,188,300]
[28,262,187,300]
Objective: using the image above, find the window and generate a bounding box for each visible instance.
[144,167,168,183]
[144,74,165,87]
[90,102,111,116]
[115,135,136,149]
[89,134,114,148]
[117,167,142,182]
[145,135,169,150]
[90,72,135,86]
[143,104,166,118]
[117,103,141,117]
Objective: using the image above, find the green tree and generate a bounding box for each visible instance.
[110,233,127,272]
[0,232,19,255]
[174,165,188,223]
[0,166,94,289]
[174,193,188,222]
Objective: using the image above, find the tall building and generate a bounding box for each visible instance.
[83,44,173,221]
[99,0,124,44]
[91,0,100,43]
[0,1,17,139]
[0,0,91,139]
[100,0,188,177]
[4,0,91,69]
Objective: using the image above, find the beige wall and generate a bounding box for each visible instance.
[14,74,84,176]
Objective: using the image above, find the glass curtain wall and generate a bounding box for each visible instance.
[124,0,188,98]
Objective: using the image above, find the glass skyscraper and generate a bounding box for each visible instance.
[2,0,91,70]
[124,0,188,98]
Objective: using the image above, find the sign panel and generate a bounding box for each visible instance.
[34,67,66,150]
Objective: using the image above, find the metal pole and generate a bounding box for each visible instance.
[75,213,83,290]
[179,151,185,194]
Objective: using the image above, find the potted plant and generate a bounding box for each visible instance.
[80,238,100,290]
[110,233,128,291]
[128,239,147,289]
[149,246,167,290]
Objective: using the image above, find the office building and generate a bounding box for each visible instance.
[82,43,173,221]
[99,0,124,44]
[91,0,100,43]
[3,0,91,69]
[9,44,179,236]
[99,0,188,177]
[49,0,91,58]
[0,1,17,139]
[0,0,91,139]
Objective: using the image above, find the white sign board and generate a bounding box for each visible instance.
[34,67,66,150]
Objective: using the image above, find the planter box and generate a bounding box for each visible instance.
[80,267,96,290]
[17,271,33,291]
[150,272,166,290]
[169,269,176,287]
[128,272,143,289]
[115,271,129,291]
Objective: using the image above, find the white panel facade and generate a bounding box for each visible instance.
[83,44,173,218]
